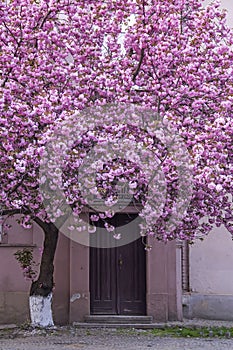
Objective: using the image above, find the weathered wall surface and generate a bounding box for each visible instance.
[184,226,233,320]
[0,218,70,325]
[0,217,43,324]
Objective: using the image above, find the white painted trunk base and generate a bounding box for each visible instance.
[29,293,54,327]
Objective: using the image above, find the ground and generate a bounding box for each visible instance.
[1,323,233,350]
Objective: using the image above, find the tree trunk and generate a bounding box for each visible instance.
[29,222,59,327]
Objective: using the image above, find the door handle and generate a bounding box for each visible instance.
[118,255,123,269]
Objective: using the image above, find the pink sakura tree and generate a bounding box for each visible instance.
[0,0,232,326]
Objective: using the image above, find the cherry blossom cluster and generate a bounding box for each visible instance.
[1,0,232,242]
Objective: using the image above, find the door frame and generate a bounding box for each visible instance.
[67,212,183,323]
[89,213,147,316]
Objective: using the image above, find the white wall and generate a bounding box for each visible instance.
[190,226,233,294]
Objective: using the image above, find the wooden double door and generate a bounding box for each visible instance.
[90,214,146,315]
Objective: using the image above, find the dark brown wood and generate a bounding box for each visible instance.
[117,238,146,315]
[90,214,146,315]
[90,244,117,314]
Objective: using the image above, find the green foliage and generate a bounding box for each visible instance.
[14,248,38,281]
[150,326,233,338]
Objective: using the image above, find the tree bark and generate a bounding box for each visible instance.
[30,222,59,297]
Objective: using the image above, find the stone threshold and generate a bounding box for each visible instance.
[84,315,153,324]
[73,322,167,329]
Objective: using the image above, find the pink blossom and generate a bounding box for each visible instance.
[0,0,232,245]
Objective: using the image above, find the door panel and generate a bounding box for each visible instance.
[117,238,146,315]
[90,214,146,315]
[90,245,117,314]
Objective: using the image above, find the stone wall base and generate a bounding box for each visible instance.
[183,293,233,321]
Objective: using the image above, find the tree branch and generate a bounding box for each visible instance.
[132,48,145,82]
[1,208,31,216]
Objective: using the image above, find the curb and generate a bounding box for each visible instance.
[0,324,17,330]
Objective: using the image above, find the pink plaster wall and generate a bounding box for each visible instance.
[0,216,43,324]
[0,216,182,324]
[53,233,70,325]
[146,239,182,322]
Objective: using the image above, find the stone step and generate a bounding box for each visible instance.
[84,315,153,324]
[73,322,164,329]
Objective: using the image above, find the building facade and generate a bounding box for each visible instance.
[183,226,233,321]
[0,214,183,325]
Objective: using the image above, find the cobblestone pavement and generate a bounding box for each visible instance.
[1,323,233,350]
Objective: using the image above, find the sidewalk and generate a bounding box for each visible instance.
[1,320,233,350]
[1,318,233,330]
